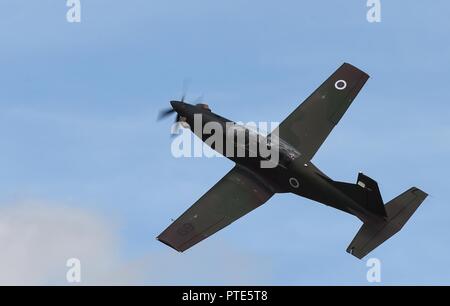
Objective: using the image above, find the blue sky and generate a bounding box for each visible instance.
[0,1,449,285]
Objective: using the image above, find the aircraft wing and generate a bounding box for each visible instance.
[272,63,369,162]
[157,166,274,252]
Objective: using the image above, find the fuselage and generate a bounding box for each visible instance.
[171,101,383,223]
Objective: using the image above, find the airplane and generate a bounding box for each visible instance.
[157,63,427,259]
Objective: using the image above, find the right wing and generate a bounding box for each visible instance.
[271,63,369,163]
[157,166,274,252]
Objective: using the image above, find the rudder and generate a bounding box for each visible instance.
[333,172,387,219]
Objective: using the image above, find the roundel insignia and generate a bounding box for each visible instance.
[289,177,300,188]
[334,80,347,90]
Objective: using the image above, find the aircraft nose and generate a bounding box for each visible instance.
[170,100,183,111]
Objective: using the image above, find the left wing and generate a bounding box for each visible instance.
[157,166,274,252]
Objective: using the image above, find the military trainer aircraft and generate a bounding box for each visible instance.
[157,63,427,259]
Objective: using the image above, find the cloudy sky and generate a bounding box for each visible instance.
[0,1,449,285]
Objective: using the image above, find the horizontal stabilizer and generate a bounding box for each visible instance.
[347,187,428,259]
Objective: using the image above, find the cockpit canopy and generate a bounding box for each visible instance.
[196,103,211,111]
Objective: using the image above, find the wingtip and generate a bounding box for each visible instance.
[411,187,429,198]
[341,62,370,79]
[346,246,365,260]
[156,236,184,253]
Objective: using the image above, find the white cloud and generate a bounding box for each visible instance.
[0,200,272,285]
[0,200,142,285]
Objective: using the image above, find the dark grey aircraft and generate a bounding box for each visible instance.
[157,63,427,259]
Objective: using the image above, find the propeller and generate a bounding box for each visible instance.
[157,79,190,122]
[157,105,182,135]
[157,107,181,127]
[157,108,175,120]
[180,78,190,103]
[157,80,210,126]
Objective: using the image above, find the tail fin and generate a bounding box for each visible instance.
[347,187,428,259]
[333,172,387,218]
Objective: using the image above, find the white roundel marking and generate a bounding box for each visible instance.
[334,80,347,90]
[289,177,300,188]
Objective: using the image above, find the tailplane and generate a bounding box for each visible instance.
[346,187,428,259]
